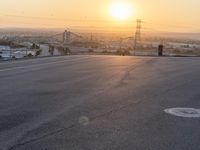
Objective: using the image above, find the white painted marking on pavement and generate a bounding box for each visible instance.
[164,108,200,118]
[0,56,92,72]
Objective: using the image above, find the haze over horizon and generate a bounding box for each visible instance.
[0,0,200,33]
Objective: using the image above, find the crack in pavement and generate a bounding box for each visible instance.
[8,58,154,150]
[8,98,143,150]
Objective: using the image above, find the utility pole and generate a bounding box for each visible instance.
[10,48,12,60]
[119,38,123,50]
[134,19,142,55]
[90,33,93,42]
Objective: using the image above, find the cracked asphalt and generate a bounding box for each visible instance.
[0,55,200,150]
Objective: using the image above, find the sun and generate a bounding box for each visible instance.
[109,3,133,20]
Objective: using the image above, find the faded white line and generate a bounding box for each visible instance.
[0,56,92,72]
[0,55,87,65]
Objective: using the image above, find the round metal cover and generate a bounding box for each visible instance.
[164,108,200,118]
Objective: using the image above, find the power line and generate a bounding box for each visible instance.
[1,12,200,32]
[0,12,137,24]
[143,20,200,31]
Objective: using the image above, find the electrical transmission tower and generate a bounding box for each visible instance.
[134,19,142,54]
[63,30,71,44]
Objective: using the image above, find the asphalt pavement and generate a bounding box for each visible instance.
[0,55,200,150]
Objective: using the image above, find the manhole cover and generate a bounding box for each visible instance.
[164,108,200,118]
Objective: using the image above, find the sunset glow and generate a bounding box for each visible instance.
[109,3,133,20]
[0,0,200,32]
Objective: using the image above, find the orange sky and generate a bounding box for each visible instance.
[0,0,200,32]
